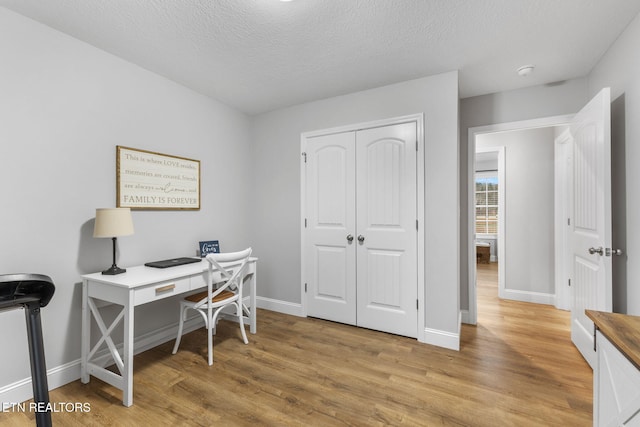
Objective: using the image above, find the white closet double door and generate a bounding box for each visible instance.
[304,122,418,338]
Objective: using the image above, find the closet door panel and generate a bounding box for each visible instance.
[305,132,356,325]
[355,122,418,337]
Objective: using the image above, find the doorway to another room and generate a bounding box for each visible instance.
[474,147,503,313]
[467,115,574,325]
[474,147,503,319]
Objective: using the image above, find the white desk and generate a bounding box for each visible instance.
[80,258,257,407]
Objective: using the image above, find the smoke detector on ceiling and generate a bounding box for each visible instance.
[517,65,535,77]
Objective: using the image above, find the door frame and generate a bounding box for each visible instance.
[300,113,426,340]
[466,114,573,325]
[554,128,573,311]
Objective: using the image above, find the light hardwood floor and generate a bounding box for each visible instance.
[1,263,592,426]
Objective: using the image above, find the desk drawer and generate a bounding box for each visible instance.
[134,278,190,305]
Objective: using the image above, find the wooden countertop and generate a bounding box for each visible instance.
[586,310,640,370]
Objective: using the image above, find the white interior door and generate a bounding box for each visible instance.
[355,123,418,337]
[305,131,357,325]
[570,87,612,368]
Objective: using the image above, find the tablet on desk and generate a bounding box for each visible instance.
[144,257,201,268]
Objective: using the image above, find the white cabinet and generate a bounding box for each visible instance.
[594,330,640,426]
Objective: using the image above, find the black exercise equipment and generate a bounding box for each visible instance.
[0,274,55,427]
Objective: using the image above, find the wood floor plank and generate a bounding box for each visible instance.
[0,262,592,426]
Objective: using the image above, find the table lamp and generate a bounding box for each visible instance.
[93,208,134,275]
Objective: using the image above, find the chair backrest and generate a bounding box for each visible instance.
[200,248,252,307]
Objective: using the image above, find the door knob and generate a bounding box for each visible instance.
[605,248,624,256]
[588,247,604,256]
[346,234,354,242]
[357,235,365,243]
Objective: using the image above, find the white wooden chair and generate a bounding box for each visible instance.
[172,248,252,365]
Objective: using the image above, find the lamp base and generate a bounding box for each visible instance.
[101,265,126,275]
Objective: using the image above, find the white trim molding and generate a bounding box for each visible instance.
[422,311,461,351]
[256,296,304,317]
[460,309,471,325]
[0,360,81,407]
[422,327,460,351]
[502,289,556,306]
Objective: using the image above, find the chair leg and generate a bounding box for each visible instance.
[172,305,186,355]
[207,314,214,366]
[237,302,248,345]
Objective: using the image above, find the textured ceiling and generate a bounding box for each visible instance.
[1,0,639,115]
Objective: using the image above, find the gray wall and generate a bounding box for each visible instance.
[459,79,587,311]
[0,9,252,388]
[476,127,556,296]
[588,11,640,314]
[250,72,460,337]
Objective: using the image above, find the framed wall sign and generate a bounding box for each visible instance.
[116,146,201,210]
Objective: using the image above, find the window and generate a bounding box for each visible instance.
[475,173,498,235]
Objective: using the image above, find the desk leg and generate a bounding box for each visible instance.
[122,292,134,407]
[250,270,257,334]
[80,281,90,384]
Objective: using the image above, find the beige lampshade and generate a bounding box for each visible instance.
[93,208,134,238]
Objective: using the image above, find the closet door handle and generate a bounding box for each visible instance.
[357,235,365,243]
[606,248,623,256]
[346,234,354,242]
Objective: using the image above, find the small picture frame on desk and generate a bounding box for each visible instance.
[199,240,220,257]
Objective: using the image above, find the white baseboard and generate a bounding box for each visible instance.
[460,309,473,325]
[421,326,460,351]
[0,359,81,406]
[501,288,555,305]
[256,296,304,317]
